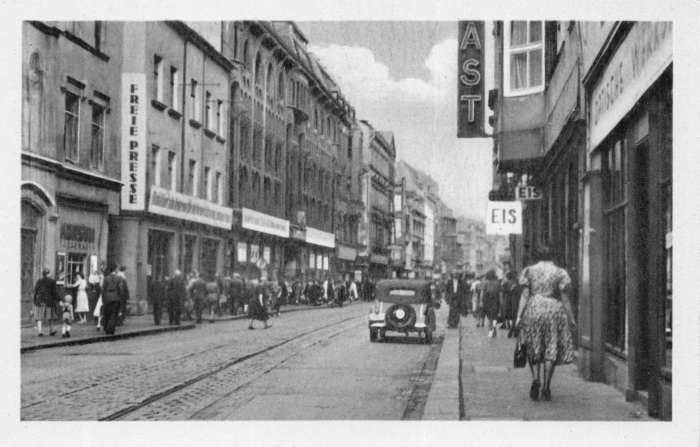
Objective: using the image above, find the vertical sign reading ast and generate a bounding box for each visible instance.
[458,21,486,138]
[121,73,147,210]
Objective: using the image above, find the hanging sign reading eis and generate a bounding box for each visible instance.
[457,21,487,138]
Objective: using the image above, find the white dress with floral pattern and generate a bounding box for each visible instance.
[519,261,574,365]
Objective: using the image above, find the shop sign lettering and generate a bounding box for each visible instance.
[149,185,233,229]
[590,22,672,149]
[121,73,147,210]
[458,21,487,138]
[241,208,290,238]
[486,201,522,235]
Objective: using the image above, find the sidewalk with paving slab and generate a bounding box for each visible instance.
[424,312,654,421]
[20,300,336,353]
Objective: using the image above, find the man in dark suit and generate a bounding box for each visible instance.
[446,272,466,329]
[151,274,168,325]
[33,268,60,337]
[102,265,126,335]
[168,269,186,325]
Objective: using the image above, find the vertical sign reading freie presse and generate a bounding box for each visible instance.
[121,73,147,210]
[457,21,487,138]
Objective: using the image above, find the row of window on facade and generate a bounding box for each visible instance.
[153,54,226,136]
[233,35,347,147]
[149,147,225,204]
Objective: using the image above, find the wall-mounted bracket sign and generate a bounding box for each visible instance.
[458,21,487,138]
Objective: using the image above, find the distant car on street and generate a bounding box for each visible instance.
[368,279,439,344]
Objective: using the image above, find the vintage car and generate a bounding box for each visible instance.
[368,279,439,344]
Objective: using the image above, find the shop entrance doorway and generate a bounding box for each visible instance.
[148,230,171,281]
[21,229,36,319]
[200,238,219,279]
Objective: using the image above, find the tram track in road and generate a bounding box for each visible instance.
[99,314,365,421]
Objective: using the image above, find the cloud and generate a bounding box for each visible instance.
[309,39,492,221]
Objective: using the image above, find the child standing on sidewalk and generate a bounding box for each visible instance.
[61,295,74,338]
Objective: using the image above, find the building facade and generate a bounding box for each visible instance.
[221,21,360,283]
[490,21,672,419]
[22,21,125,319]
[109,22,234,312]
[359,122,396,279]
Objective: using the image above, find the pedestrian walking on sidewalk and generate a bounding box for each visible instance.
[102,265,127,335]
[482,270,501,337]
[248,279,271,329]
[33,268,60,337]
[501,271,520,337]
[151,274,168,325]
[60,294,74,338]
[168,269,186,325]
[189,272,208,324]
[515,248,577,402]
[116,265,130,326]
[204,274,221,323]
[446,272,466,329]
[470,277,483,325]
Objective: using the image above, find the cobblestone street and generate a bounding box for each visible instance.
[22,305,369,420]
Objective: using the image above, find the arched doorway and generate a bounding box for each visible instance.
[21,201,43,318]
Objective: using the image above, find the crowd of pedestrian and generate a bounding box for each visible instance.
[31,261,384,342]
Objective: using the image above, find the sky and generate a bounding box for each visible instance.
[297,21,494,222]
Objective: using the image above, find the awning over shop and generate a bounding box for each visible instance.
[241,207,289,238]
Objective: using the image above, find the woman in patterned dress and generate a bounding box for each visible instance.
[515,249,577,401]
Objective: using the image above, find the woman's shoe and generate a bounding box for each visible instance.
[248,326,255,330]
[530,380,541,401]
[540,388,551,401]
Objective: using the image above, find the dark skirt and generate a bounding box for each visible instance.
[482,293,500,321]
[248,297,268,321]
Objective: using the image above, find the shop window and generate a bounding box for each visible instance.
[154,55,163,102]
[170,67,179,110]
[603,137,627,351]
[90,104,105,170]
[66,253,86,285]
[183,234,197,275]
[659,89,673,369]
[64,90,80,162]
[504,21,544,96]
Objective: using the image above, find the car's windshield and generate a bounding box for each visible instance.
[379,288,428,304]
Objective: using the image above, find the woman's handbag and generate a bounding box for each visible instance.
[513,340,527,368]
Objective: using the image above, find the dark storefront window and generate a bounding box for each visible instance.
[659,89,672,369]
[603,137,627,351]
[183,234,196,275]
